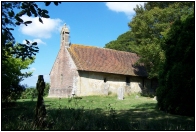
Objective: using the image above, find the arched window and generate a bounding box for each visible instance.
[62,32,64,40]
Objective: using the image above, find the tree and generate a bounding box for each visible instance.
[20,83,50,99]
[128,2,194,78]
[2,2,61,60]
[105,31,135,52]
[2,47,35,102]
[156,13,194,116]
[20,87,38,100]
[2,2,60,102]
[105,2,194,79]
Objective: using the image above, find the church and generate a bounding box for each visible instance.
[48,24,157,98]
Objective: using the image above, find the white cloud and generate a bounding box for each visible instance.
[30,67,36,71]
[33,39,46,45]
[22,39,46,45]
[106,2,145,18]
[20,15,63,38]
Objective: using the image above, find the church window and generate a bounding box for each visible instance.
[62,32,64,40]
[126,77,130,86]
[104,77,107,83]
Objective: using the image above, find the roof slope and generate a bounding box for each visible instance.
[68,44,148,76]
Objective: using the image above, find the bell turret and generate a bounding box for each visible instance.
[60,23,70,47]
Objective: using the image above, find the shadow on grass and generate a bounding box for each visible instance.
[2,100,195,130]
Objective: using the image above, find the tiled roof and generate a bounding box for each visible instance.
[68,44,148,77]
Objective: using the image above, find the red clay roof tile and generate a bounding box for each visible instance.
[68,44,148,76]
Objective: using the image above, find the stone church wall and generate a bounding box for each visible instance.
[76,71,144,96]
[49,47,78,97]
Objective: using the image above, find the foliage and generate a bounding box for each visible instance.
[2,49,35,102]
[20,83,50,100]
[2,2,61,60]
[2,95,194,130]
[129,2,194,78]
[156,13,194,116]
[44,83,50,97]
[20,87,38,100]
[105,2,194,79]
[105,31,135,52]
[2,2,60,102]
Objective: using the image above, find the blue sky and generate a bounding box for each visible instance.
[12,2,145,87]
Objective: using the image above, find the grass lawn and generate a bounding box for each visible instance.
[2,94,194,130]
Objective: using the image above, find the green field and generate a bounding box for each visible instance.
[2,94,194,130]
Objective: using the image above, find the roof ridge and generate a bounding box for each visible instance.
[70,44,137,55]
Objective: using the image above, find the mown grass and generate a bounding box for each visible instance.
[2,94,195,130]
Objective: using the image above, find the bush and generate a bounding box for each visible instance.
[2,83,26,102]
[44,83,50,97]
[157,13,194,116]
[20,83,50,99]
[20,87,38,100]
